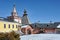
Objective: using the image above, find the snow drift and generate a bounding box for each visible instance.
[20,34,60,40]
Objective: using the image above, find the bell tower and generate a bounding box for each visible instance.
[22,9,30,25]
[7,5,21,23]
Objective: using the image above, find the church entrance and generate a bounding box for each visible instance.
[27,29,31,34]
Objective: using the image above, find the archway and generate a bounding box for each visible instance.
[27,29,31,34]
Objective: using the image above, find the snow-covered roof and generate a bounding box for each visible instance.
[21,25,29,28]
[57,24,60,28]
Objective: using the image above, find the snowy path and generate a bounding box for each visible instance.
[20,34,60,40]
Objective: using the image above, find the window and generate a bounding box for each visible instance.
[8,24,10,28]
[12,25,14,28]
[4,24,6,28]
[16,25,17,28]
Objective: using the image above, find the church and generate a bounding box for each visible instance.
[7,5,30,25]
[0,4,30,32]
[4,5,60,34]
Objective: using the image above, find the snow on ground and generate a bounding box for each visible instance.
[20,34,60,40]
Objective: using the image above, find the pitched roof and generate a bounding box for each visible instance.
[29,22,60,28]
[21,9,31,25]
[0,17,20,23]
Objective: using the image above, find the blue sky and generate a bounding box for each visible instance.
[0,0,60,23]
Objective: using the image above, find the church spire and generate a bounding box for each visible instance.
[23,9,27,16]
[24,9,27,14]
[11,4,18,16]
[13,4,17,12]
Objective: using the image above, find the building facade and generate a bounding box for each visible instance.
[0,20,21,32]
[21,22,60,34]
